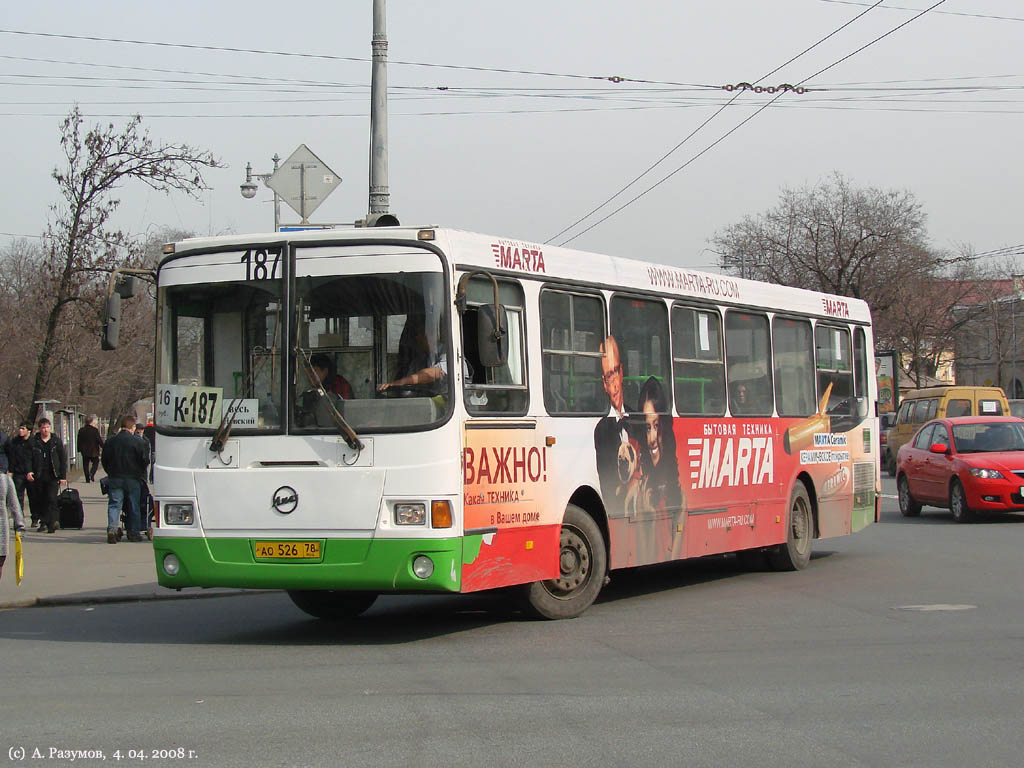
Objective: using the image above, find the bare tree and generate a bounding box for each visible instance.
[711,172,940,315]
[24,107,221,422]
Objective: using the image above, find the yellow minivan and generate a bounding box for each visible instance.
[883,385,1010,476]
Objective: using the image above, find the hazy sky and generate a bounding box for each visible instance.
[1,1,1020,269]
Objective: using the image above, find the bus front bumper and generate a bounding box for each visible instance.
[153,535,463,592]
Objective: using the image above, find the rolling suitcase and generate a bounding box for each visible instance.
[57,487,85,529]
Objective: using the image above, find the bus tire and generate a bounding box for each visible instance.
[521,504,606,620]
[286,590,378,620]
[768,481,813,572]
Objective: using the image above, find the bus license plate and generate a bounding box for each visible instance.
[253,541,321,559]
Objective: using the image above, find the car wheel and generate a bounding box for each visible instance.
[768,481,813,571]
[950,480,975,524]
[898,475,921,517]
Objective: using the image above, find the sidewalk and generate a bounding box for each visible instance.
[0,472,247,609]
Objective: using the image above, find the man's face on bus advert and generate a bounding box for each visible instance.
[601,336,624,414]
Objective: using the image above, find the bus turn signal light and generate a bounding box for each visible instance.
[431,500,452,528]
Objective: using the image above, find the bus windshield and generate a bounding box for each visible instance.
[293,245,449,431]
[157,258,285,432]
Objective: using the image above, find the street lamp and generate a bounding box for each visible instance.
[240,154,282,232]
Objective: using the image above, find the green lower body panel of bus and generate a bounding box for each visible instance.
[153,536,463,592]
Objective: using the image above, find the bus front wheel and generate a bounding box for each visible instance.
[768,481,813,571]
[521,504,607,620]
[286,590,378,620]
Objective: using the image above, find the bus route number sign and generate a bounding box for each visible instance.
[157,384,223,428]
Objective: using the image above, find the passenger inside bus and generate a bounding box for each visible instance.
[310,353,353,399]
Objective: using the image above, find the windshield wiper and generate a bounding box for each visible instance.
[296,346,364,452]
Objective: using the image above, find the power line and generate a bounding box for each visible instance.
[556,0,948,246]
[819,0,1024,23]
[545,1,890,244]
[0,28,711,88]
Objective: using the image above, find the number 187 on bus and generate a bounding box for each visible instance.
[156,384,223,428]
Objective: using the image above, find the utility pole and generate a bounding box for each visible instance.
[368,0,391,221]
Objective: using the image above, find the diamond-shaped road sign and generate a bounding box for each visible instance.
[266,144,342,222]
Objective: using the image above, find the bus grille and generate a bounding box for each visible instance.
[853,461,874,494]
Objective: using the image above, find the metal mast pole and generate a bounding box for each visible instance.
[369,0,390,216]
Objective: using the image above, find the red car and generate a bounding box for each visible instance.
[896,416,1024,523]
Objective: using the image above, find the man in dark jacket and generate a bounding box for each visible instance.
[100,415,148,543]
[7,423,34,523]
[27,417,67,533]
[76,416,103,483]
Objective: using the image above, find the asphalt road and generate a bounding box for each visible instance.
[2,477,1023,768]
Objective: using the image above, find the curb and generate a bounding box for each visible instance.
[1,589,273,610]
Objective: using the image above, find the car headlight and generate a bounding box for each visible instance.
[394,502,426,525]
[968,468,1004,479]
[164,502,195,525]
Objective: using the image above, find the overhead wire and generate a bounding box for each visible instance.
[555,0,949,246]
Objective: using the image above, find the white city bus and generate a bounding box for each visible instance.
[147,226,879,619]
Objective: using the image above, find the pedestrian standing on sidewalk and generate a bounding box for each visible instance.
[7,423,34,524]
[27,417,67,534]
[101,415,148,543]
[0,472,27,581]
[76,416,103,483]
[0,425,9,474]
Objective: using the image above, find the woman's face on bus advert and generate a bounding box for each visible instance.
[643,400,661,466]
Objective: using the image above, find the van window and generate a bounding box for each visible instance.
[897,399,913,425]
[979,399,1004,415]
[923,399,938,421]
[946,398,971,417]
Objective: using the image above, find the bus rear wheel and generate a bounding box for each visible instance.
[521,504,606,620]
[286,590,378,620]
[768,481,813,571]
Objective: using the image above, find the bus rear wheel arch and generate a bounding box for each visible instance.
[286,590,378,620]
[521,503,607,620]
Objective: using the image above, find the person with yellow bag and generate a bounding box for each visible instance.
[1,471,27,583]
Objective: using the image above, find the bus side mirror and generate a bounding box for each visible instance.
[115,275,139,298]
[477,303,508,368]
[101,293,122,351]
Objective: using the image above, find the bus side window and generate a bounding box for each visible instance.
[815,324,853,416]
[540,289,606,414]
[772,316,815,417]
[461,276,528,414]
[726,310,773,416]
[610,295,671,414]
[672,305,725,416]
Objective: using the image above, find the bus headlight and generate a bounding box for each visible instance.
[163,554,181,576]
[394,503,426,525]
[164,502,195,525]
[412,555,434,579]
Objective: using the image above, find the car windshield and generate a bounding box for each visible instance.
[952,422,1024,453]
